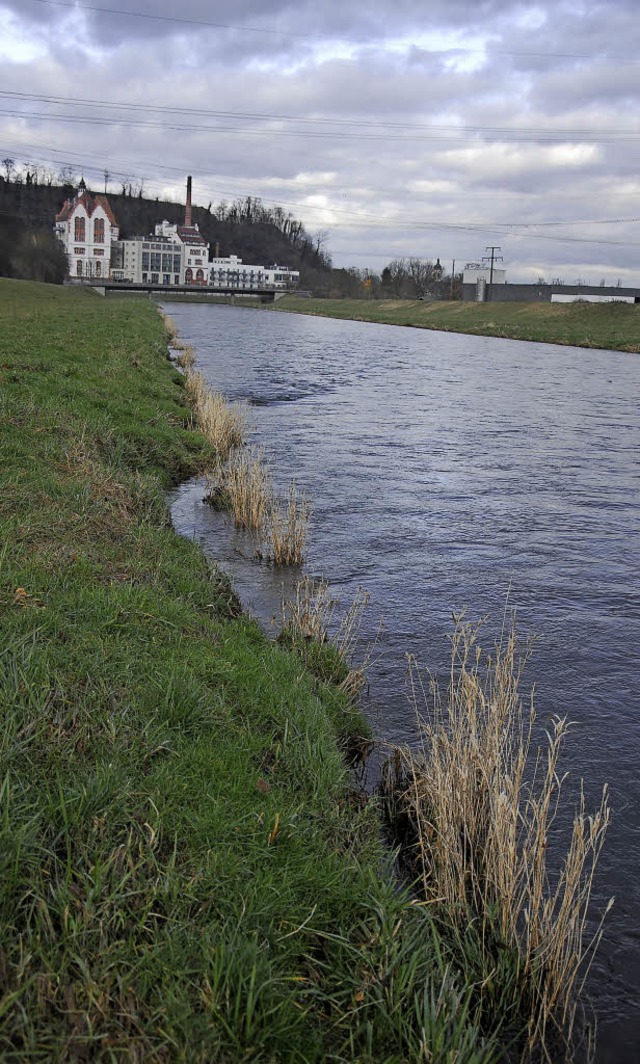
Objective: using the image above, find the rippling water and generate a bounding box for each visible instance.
[165,303,640,1060]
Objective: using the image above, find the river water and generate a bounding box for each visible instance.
[165,302,639,1061]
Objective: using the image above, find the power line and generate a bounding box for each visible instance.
[1,90,638,142]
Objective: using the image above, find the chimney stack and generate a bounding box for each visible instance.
[185,175,192,227]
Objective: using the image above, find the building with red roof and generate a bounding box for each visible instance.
[54,178,120,280]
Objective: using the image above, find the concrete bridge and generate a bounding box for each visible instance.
[84,280,289,301]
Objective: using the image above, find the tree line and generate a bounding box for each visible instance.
[324,259,462,300]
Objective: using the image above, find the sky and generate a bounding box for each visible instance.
[0,0,639,283]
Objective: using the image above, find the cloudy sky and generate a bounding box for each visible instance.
[1,0,639,282]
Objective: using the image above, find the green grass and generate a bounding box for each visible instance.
[0,279,500,1061]
[273,296,640,352]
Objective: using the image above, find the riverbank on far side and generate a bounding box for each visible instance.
[271,295,640,352]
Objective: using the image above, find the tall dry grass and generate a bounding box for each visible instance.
[175,343,196,371]
[281,576,372,697]
[382,614,611,1060]
[263,482,310,567]
[206,448,272,530]
[185,371,247,460]
[178,352,310,566]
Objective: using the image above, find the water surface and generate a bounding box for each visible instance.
[166,303,639,1060]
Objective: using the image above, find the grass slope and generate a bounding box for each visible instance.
[0,279,496,1062]
[274,297,640,352]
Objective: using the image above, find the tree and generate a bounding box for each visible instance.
[2,157,15,181]
[407,257,436,299]
[10,230,68,284]
[383,258,409,297]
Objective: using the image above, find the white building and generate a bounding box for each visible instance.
[208,256,299,290]
[462,262,507,285]
[111,231,187,286]
[264,265,300,289]
[57,175,300,291]
[54,179,119,280]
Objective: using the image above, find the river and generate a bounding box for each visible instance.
[164,302,639,1061]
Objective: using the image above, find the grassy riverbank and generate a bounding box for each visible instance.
[274,296,640,352]
[1,279,499,1061]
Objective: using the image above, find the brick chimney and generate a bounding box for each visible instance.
[185,176,192,227]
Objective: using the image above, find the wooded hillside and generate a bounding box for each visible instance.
[0,173,332,287]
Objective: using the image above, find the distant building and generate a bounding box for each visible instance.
[110,232,184,285]
[462,262,507,286]
[54,178,119,279]
[57,175,300,290]
[208,256,299,290]
[112,178,210,285]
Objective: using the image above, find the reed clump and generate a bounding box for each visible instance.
[206,448,272,530]
[381,614,611,1061]
[185,371,248,461]
[263,482,310,567]
[159,307,179,343]
[175,343,196,371]
[178,349,311,567]
[280,576,372,697]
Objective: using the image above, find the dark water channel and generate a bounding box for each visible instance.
[165,303,639,1061]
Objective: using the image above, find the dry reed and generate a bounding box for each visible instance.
[281,576,372,696]
[206,448,272,530]
[185,372,247,460]
[159,308,179,344]
[381,614,611,1060]
[175,343,196,371]
[263,482,310,567]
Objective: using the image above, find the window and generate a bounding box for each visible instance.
[196,269,205,285]
[76,260,83,276]
[74,216,86,241]
[185,268,193,284]
[93,218,105,243]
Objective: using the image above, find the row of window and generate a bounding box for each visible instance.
[76,260,103,276]
[141,253,182,272]
[74,217,105,242]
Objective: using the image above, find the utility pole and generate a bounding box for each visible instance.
[482,246,503,302]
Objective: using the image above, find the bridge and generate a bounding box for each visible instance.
[83,280,289,301]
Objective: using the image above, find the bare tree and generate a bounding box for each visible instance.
[382,258,409,297]
[407,257,436,299]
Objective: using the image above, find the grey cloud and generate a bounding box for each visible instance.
[0,0,638,280]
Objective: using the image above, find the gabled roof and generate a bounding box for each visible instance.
[93,194,118,226]
[55,190,118,227]
[176,225,207,246]
[55,199,73,222]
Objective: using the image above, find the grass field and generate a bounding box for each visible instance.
[0,279,502,1061]
[273,296,640,352]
